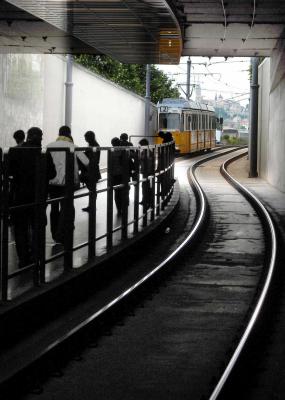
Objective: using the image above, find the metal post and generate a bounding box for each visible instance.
[121,149,129,239]
[186,57,191,100]
[87,148,97,260]
[1,151,9,301]
[106,149,114,250]
[145,64,151,137]
[63,149,74,270]
[150,147,155,221]
[142,148,148,227]
[133,149,140,234]
[65,54,73,128]
[249,57,259,178]
[35,150,47,285]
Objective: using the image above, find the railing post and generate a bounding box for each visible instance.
[121,149,129,239]
[106,149,114,250]
[133,148,140,234]
[142,147,148,227]
[1,150,10,301]
[150,147,155,221]
[34,150,47,285]
[156,146,161,216]
[87,147,97,260]
[161,145,166,210]
[63,149,74,270]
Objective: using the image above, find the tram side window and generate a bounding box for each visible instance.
[188,115,192,130]
[192,114,197,130]
[159,113,180,130]
[184,114,192,130]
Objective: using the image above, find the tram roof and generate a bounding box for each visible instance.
[1,1,285,62]
[158,98,215,112]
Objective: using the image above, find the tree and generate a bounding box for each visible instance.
[75,55,180,104]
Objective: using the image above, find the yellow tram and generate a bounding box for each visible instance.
[156,98,217,154]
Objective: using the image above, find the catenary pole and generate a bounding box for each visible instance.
[145,64,151,136]
[65,54,73,128]
[186,57,191,100]
[249,57,259,177]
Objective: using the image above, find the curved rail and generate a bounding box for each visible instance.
[1,147,244,391]
[209,150,278,400]
[53,148,244,342]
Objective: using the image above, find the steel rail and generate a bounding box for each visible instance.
[31,148,240,351]
[209,150,277,400]
[0,147,242,389]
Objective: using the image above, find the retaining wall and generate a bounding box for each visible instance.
[258,36,285,192]
[0,54,157,152]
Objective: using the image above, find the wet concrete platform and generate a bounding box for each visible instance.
[5,172,179,301]
[227,155,285,238]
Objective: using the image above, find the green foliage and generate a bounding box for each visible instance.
[222,135,247,145]
[74,55,180,104]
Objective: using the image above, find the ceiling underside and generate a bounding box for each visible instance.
[177,0,285,57]
[1,0,285,63]
[1,0,182,63]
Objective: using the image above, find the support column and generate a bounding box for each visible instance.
[65,54,73,128]
[249,57,259,178]
[186,57,191,100]
[145,64,151,137]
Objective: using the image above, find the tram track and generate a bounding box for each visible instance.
[1,146,276,400]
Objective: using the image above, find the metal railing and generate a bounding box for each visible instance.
[0,142,175,301]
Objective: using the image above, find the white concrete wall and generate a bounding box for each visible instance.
[71,62,156,148]
[0,54,44,148]
[0,54,157,153]
[258,37,285,192]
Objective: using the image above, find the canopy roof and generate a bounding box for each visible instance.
[1,0,284,63]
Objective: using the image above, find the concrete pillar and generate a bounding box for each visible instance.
[249,57,259,177]
[145,64,151,136]
[65,54,73,128]
[186,57,191,100]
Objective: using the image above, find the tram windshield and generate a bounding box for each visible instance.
[159,113,180,130]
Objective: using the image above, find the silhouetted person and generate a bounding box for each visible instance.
[8,127,56,268]
[158,131,173,143]
[120,132,135,180]
[139,138,152,209]
[13,130,25,146]
[164,131,174,143]
[47,125,89,243]
[81,130,101,212]
[111,137,124,214]
[120,133,133,146]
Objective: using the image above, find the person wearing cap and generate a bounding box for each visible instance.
[8,127,56,268]
[47,125,89,243]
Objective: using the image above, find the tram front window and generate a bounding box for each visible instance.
[159,113,180,130]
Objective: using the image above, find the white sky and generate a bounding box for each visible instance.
[157,56,251,107]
